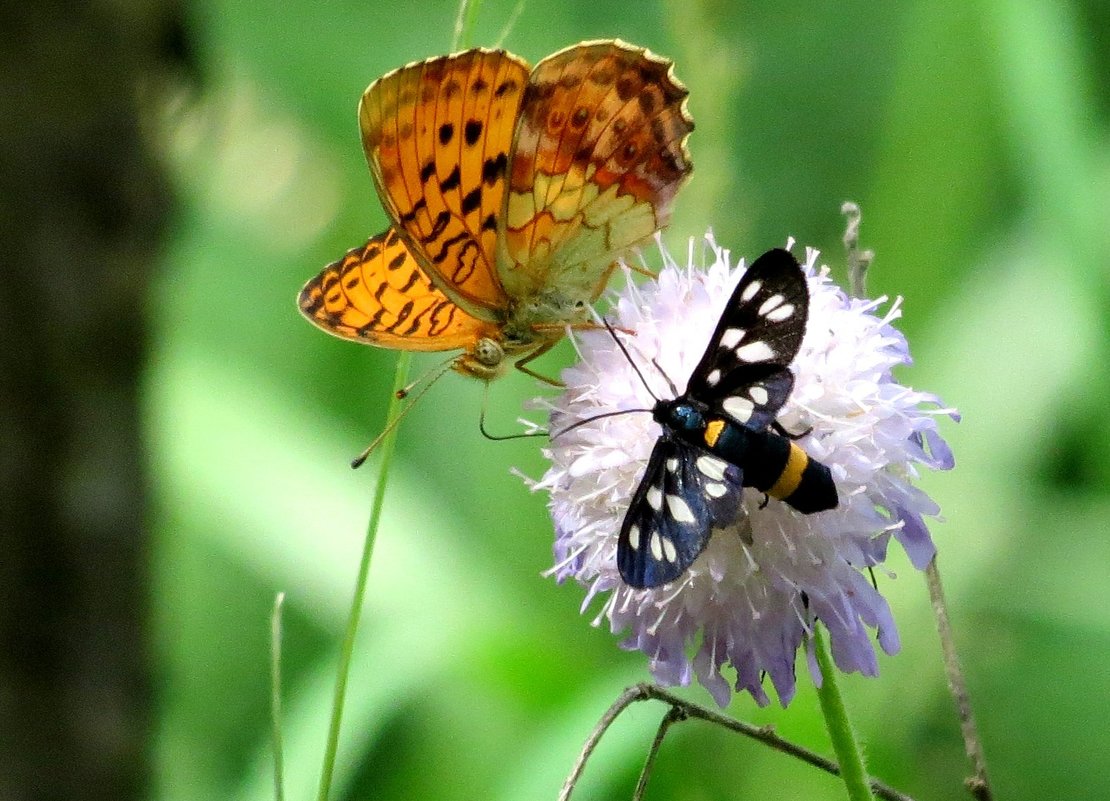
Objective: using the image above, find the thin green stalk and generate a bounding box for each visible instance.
[925,557,993,801]
[316,352,412,801]
[494,0,527,48]
[270,592,286,801]
[814,626,875,801]
[450,0,482,50]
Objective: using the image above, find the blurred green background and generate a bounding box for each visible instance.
[14,0,1110,799]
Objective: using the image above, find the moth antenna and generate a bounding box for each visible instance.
[650,358,679,396]
[550,408,653,440]
[602,318,659,402]
[350,358,456,469]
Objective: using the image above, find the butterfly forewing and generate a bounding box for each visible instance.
[618,437,744,588]
[685,249,809,425]
[360,50,530,318]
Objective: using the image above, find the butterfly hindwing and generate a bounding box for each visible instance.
[618,437,744,588]
[298,227,494,350]
[498,41,694,305]
[685,248,809,427]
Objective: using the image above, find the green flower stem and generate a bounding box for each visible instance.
[316,352,412,801]
[814,625,875,801]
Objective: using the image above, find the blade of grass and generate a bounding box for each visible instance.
[316,352,412,801]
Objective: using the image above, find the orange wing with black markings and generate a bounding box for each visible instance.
[498,40,694,303]
[298,227,495,351]
[359,50,531,319]
[300,42,694,385]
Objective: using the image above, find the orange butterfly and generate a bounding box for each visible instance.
[299,40,694,382]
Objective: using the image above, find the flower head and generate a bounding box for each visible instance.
[529,232,957,707]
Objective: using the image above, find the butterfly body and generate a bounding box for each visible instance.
[299,41,694,383]
[618,249,838,589]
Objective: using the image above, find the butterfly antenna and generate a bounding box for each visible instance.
[350,358,457,469]
[601,318,660,401]
[478,380,549,441]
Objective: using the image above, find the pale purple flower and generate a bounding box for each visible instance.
[528,232,957,707]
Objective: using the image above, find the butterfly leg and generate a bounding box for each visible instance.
[513,340,564,386]
[613,254,656,279]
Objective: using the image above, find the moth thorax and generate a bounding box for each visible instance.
[454,337,508,381]
[661,401,704,433]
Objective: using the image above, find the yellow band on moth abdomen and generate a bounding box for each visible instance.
[704,419,725,448]
[768,441,808,500]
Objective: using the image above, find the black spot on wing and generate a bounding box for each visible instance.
[460,186,481,215]
[464,120,483,146]
[481,153,507,185]
[440,165,461,192]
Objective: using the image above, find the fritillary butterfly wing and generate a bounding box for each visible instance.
[298,227,494,350]
[498,40,694,303]
[359,50,530,318]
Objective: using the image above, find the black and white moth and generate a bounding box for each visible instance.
[618,248,838,588]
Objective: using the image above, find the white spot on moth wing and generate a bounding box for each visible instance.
[650,531,664,560]
[723,395,755,422]
[758,293,785,316]
[647,486,663,511]
[719,328,745,350]
[736,340,775,362]
[665,458,679,472]
[765,303,796,322]
[705,481,728,498]
[661,536,677,563]
[706,368,721,387]
[740,278,762,302]
[627,524,640,550]
[749,385,769,405]
[696,455,728,481]
[666,494,696,523]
